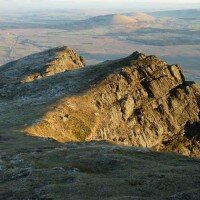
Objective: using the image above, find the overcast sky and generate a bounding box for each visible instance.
[0,0,199,11]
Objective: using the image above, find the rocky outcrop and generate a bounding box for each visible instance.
[0,47,199,157]
[0,46,85,85]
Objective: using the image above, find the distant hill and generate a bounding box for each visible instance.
[112,14,137,25]
[127,12,156,21]
[150,9,200,19]
[71,12,157,29]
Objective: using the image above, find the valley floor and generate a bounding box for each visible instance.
[0,28,199,83]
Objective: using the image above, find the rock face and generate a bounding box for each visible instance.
[0,47,199,157]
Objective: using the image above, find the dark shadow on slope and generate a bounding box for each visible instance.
[0,50,142,97]
[0,50,142,132]
[185,121,200,140]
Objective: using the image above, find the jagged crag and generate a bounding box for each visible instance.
[1,46,199,156]
[0,47,200,199]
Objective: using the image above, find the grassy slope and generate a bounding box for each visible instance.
[1,141,200,200]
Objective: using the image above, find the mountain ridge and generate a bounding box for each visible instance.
[0,46,199,157]
[1,46,200,199]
